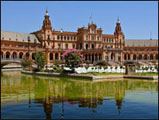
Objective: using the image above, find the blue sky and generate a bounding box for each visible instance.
[1,1,158,39]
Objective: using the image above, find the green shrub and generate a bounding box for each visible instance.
[21,56,32,68]
[95,61,107,66]
[34,52,47,70]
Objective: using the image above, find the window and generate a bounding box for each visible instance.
[64,36,66,40]
[92,44,94,49]
[71,36,72,40]
[72,43,75,49]
[58,43,61,48]
[2,37,4,40]
[86,44,88,50]
[74,36,76,40]
[48,35,50,40]
[61,36,63,40]
[67,36,69,40]
[65,43,68,49]
[57,35,59,40]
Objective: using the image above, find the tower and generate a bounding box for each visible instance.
[114,17,124,40]
[114,17,125,63]
[41,9,53,49]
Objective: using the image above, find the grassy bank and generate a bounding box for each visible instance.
[133,72,158,76]
[81,72,124,76]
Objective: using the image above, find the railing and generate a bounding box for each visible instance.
[1,59,21,63]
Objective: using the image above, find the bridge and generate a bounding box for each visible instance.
[1,59,22,68]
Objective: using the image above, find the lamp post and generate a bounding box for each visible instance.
[34,39,37,52]
[61,28,63,50]
[28,36,30,57]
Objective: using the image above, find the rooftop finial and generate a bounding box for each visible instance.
[117,16,120,23]
[46,8,48,16]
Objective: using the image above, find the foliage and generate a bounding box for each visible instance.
[53,60,63,67]
[103,66,108,69]
[21,56,32,68]
[34,52,47,70]
[95,60,107,66]
[63,49,82,72]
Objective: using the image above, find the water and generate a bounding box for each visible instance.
[1,71,158,119]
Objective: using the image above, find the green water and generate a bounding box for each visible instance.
[1,71,158,119]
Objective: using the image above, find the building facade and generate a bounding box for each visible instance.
[1,10,158,65]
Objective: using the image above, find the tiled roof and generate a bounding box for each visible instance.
[125,39,158,47]
[102,34,115,38]
[1,31,40,43]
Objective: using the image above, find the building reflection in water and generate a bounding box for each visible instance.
[1,72,158,119]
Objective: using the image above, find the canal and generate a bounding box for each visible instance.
[1,71,158,119]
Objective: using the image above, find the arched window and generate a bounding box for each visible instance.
[128,54,130,60]
[144,55,147,60]
[86,44,88,50]
[57,35,59,40]
[124,54,127,60]
[139,55,142,60]
[85,54,87,61]
[50,53,53,60]
[79,43,82,50]
[32,53,35,60]
[67,36,69,40]
[55,53,58,60]
[65,44,68,49]
[133,55,136,60]
[1,51,3,59]
[19,52,23,59]
[6,52,10,59]
[150,54,153,60]
[92,44,94,49]
[13,52,17,59]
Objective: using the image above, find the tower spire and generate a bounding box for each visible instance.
[46,8,48,16]
[117,16,120,23]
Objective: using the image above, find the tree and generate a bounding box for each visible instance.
[63,49,83,73]
[21,56,32,68]
[34,52,47,70]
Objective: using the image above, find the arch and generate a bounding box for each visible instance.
[133,54,136,60]
[6,52,10,59]
[95,54,97,61]
[26,52,29,57]
[91,44,94,49]
[128,54,130,60]
[79,43,82,50]
[139,54,142,60]
[60,53,63,60]
[85,54,87,61]
[92,54,94,62]
[50,53,53,60]
[55,53,58,60]
[32,53,35,60]
[144,54,147,60]
[86,44,88,50]
[99,53,102,60]
[124,54,127,60]
[89,54,91,61]
[19,52,23,59]
[150,54,153,60]
[111,53,115,60]
[156,54,158,60]
[1,51,3,59]
[13,52,17,59]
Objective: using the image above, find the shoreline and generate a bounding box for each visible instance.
[21,70,158,81]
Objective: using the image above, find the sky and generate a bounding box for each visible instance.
[1,1,158,39]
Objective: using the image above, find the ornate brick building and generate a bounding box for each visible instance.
[1,10,158,65]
